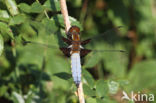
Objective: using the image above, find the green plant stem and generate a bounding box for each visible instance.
[36,0,50,19]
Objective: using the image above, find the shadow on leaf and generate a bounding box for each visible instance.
[54,72,72,80]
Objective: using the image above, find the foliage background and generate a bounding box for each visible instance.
[0,0,156,103]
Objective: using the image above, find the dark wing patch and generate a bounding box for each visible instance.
[60,48,71,57]
[81,39,91,45]
[80,49,91,57]
[67,32,72,40]
[62,37,72,45]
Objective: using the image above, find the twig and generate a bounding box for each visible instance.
[60,0,71,33]
[60,0,85,103]
[77,83,85,103]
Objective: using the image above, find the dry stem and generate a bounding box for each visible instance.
[60,0,71,33]
[77,83,85,103]
[60,0,85,103]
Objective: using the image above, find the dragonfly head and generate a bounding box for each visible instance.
[68,26,80,34]
[68,26,80,41]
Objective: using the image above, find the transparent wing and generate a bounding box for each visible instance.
[81,26,124,45]
[83,44,128,78]
[20,35,73,84]
[81,26,128,78]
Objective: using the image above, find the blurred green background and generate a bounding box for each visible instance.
[0,0,156,103]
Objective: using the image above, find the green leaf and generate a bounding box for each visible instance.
[19,22,36,37]
[12,92,25,103]
[83,52,101,68]
[0,10,9,18]
[0,10,10,22]
[18,2,44,13]
[46,52,71,89]
[41,18,58,35]
[118,80,129,87]
[82,69,95,88]
[0,35,4,56]
[29,18,58,36]
[0,22,14,39]
[0,85,7,96]
[96,98,116,103]
[18,3,31,13]
[107,0,129,32]
[43,0,60,11]
[70,17,82,30]
[135,0,154,35]
[128,60,156,91]
[30,2,44,13]
[69,0,82,7]
[53,72,72,80]
[4,0,19,16]
[52,14,82,30]
[108,80,119,94]
[86,97,97,103]
[96,80,108,97]
[19,34,70,89]
[83,84,96,97]
[128,101,135,103]
[29,21,43,34]
[9,14,27,25]
[136,39,154,58]
[101,43,127,78]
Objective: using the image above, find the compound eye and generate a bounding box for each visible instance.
[68,26,80,34]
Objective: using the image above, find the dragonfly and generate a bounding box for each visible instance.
[23,26,125,87]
